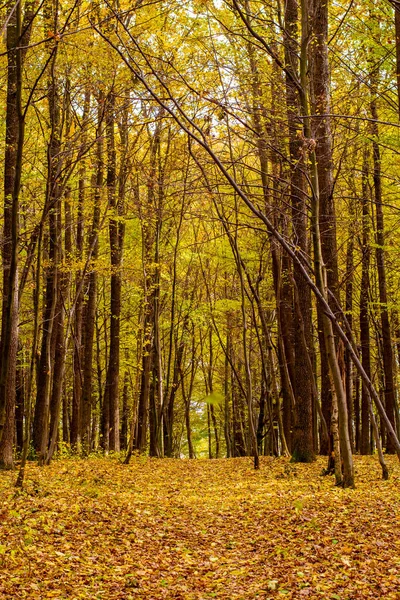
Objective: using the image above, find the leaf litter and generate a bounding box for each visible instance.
[0,456,399,599]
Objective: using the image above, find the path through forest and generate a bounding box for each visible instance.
[0,457,399,599]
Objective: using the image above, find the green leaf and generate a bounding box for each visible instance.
[205,391,224,405]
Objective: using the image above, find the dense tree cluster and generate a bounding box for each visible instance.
[0,0,400,487]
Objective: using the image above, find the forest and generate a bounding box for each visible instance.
[0,0,400,597]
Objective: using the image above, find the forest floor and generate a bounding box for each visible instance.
[0,456,399,599]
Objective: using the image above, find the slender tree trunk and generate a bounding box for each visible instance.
[224,320,232,458]
[105,90,125,452]
[45,185,73,464]
[393,0,400,118]
[370,84,397,453]
[81,96,103,452]
[345,193,355,451]
[136,338,151,452]
[207,403,212,459]
[354,372,361,452]
[15,345,25,453]
[136,118,164,455]
[360,148,372,455]
[150,219,162,457]
[73,88,90,452]
[162,185,188,457]
[120,371,129,450]
[279,252,295,454]
[180,326,196,459]
[210,404,220,459]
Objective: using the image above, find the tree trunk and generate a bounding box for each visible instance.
[105,90,126,452]
[284,0,315,463]
[120,371,129,450]
[302,0,353,485]
[80,95,103,452]
[73,88,90,452]
[360,148,371,455]
[0,0,34,465]
[370,85,397,453]
[393,0,400,118]
[344,192,355,451]
[32,14,62,461]
[15,345,25,454]
[45,186,73,464]
[309,0,343,471]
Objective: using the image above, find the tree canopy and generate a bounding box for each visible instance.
[0,0,399,490]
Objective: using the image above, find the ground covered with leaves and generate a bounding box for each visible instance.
[0,456,399,599]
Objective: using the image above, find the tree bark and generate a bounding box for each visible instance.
[80,95,103,452]
[32,9,62,461]
[284,0,315,463]
[370,88,397,453]
[72,88,90,451]
[0,0,35,465]
[360,148,371,455]
[104,90,126,452]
